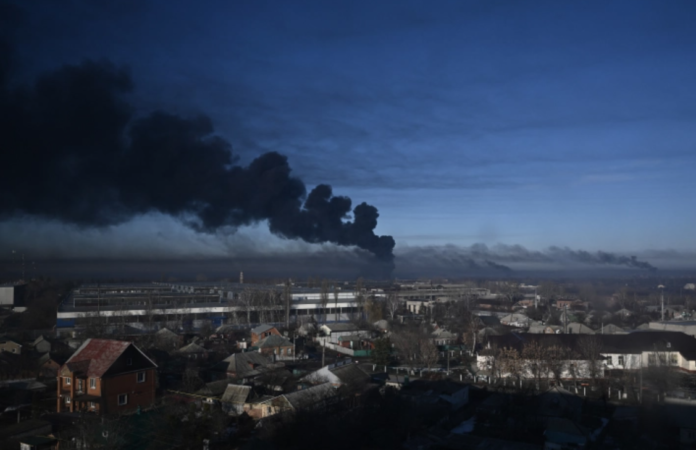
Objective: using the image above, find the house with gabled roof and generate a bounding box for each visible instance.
[251,324,281,345]
[57,338,157,415]
[256,334,294,360]
[221,351,277,380]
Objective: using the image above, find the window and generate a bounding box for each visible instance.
[90,378,96,389]
[137,372,146,383]
[90,402,96,410]
[65,377,71,386]
[606,356,613,366]
[618,356,624,366]
[126,358,133,366]
[118,394,128,406]
[648,354,657,366]
[65,395,71,404]
[78,379,83,391]
[670,353,678,366]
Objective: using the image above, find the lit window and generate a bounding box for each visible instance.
[118,394,128,406]
[137,372,146,383]
[65,377,71,386]
[90,378,96,389]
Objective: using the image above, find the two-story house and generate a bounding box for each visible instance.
[57,339,157,415]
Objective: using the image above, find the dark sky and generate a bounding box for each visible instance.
[2,0,695,278]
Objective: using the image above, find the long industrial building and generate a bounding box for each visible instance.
[56,282,375,336]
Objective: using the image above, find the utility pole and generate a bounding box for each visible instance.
[321,341,326,367]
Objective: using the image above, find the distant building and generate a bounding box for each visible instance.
[0,339,22,354]
[57,338,157,415]
[56,282,374,336]
[0,282,27,310]
[250,324,281,345]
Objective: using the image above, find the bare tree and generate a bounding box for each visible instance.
[498,346,524,387]
[577,336,603,384]
[543,345,571,386]
[391,324,439,370]
[522,340,548,389]
[385,291,400,321]
[353,277,365,323]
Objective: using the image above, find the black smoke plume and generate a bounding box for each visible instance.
[0,60,395,269]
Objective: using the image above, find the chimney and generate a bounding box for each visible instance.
[240,272,244,284]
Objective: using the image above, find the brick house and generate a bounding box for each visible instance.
[251,324,281,346]
[57,339,157,415]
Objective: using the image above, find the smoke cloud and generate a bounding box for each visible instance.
[394,243,657,278]
[0,59,395,271]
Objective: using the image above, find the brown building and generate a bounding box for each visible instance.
[57,339,157,415]
[251,324,281,346]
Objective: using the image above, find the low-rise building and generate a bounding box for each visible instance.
[0,339,22,354]
[251,324,281,346]
[57,338,157,415]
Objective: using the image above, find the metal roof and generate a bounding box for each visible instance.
[62,338,156,377]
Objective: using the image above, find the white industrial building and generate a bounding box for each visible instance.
[56,282,378,336]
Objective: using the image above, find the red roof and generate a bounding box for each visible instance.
[63,339,132,377]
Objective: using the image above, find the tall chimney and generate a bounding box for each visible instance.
[240,271,244,284]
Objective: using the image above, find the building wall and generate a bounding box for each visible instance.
[102,368,157,414]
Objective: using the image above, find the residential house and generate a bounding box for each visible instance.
[154,328,181,350]
[0,339,22,354]
[432,327,458,346]
[303,360,370,388]
[194,379,232,404]
[38,353,66,378]
[256,334,294,360]
[244,382,337,419]
[338,335,374,351]
[319,323,371,344]
[221,351,276,380]
[177,342,208,360]
[565,322,595,335]
[32,336,52,354]
[500,312,530,328]
[251,324,281,346]
[57,338,157,415]
[220,384,252,415]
